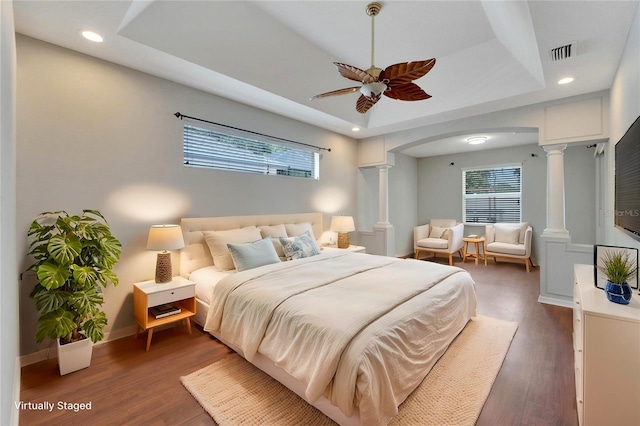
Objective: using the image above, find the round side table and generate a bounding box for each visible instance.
[462,236,485,265]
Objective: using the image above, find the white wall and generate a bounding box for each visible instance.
[416,143,597,264]
[1,1,19,424]
[605,3,640,250]
[16,35,358,356]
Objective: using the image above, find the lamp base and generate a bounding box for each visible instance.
[155,252,173,283]
[337,232,350,249]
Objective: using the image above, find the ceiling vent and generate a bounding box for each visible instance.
[549,42,577,61]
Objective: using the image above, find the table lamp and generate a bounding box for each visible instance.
[147,224,185,283]
[330,216,355,249]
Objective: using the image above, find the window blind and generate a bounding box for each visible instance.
[463,165,522,223]
[183,124,319,179]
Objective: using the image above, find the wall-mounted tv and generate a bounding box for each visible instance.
[615,115,640,242]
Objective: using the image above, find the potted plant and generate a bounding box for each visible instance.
[597,249,637,305]
[27,210,122,374]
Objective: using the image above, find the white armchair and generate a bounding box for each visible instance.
[414,219,465,266]
[484,222,533,272]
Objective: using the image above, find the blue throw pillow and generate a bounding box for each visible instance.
[279,231,321,260]
[227,237,281,272]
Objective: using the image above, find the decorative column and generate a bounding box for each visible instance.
[539,143,581,308]
[542,144,569,236]
[376,165,391,226]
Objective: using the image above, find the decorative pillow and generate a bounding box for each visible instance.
[429,226,445,238]
[279,231,321,260]
[429,226,449,239]
[494,225,520,244]
[227,237,281,272]
[258,224,287,258]
[203,227,262,270]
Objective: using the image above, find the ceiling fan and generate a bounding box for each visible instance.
[311,2,436,114]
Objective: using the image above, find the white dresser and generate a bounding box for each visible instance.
[573,264,640,426]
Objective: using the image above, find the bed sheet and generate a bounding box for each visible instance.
[188,265,234,305]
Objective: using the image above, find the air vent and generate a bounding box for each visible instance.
[549,42,577,61]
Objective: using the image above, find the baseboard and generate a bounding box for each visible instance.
[19,347,52,367]
[537,295,574,309]
[101,325,138,344]
[20,325,139,367]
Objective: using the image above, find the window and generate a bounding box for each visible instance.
[463,165,522,223]
[183,124,319,179]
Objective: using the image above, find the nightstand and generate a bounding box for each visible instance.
[323,245,366,253]
[133,276,196,351]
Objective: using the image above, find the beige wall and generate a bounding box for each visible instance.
[16,35,358,356]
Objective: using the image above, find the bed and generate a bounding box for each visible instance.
[180,213,477,426]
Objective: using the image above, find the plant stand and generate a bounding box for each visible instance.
[57,337,93,375]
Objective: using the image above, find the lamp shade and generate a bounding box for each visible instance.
[360,81,387,98]
[147,225,185,251]
[330,216,355,233]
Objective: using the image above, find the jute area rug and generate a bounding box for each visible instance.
[181,315,517,426]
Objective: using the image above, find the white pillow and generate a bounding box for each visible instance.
[258,224,287,238]
[494,225,520,244]
[279,231,321,260]
[203,227,262,270]
[258,224,287,258]
[284,222,315,238]
[227,237,281,272]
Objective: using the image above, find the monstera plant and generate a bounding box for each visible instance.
[27,210,122,345]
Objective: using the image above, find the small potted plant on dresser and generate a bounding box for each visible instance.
[26,210,122,375]
[598,250,637,305]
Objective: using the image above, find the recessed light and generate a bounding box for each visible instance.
[467,137,487,145]
[81,31,103,43]
[558,77,574,85]
[351,127,360,132]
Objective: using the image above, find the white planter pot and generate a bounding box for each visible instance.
[57,337,93,375]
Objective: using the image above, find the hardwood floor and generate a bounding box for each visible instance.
[19,259,577,426]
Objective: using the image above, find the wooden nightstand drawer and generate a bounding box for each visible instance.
[147,285,195,307]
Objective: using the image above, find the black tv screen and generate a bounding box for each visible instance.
[615,115,640,242]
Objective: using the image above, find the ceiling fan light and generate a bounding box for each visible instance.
[360,82,387,98]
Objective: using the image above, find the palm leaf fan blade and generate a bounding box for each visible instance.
[380,59,436,87]
[311,87,360,100]
[356,93,381,114]
[334,63,377,83]
[384,83,431,101]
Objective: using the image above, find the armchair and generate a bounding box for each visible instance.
[414,219,465,266]
[484,222,533,272]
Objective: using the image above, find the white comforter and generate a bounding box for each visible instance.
[204,251,477,426]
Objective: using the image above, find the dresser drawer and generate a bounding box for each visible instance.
[147,284,195,307]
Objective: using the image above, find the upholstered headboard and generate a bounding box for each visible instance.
[179,212,324,278]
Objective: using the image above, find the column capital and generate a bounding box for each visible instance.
[543,144,567,154]
[376,164,393,170]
